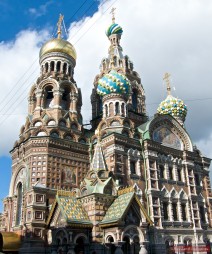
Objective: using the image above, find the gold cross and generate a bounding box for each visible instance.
[110,7,116,23]
[57,14,64,39]
[163,72,171,95]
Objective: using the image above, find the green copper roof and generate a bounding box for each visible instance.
[56,195,91,225]
[101,191,134,224]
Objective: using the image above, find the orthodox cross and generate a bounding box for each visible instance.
[57,14,64,39]
[110,7,116,23]
[163,72,171,95]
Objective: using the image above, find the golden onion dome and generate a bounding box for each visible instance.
[39,38,77,60]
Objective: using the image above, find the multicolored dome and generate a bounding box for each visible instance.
[97,70,130,96]
[157,95,187,121]
[106,23,123,37]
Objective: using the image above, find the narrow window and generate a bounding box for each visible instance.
[181,204,187,221]
[130,161,136,174]
[115,102,120,115]
[16,183,23,225]
[132,90,138,111]
[177,168,182,181]
[169,167,173,180]
[199,206,206,223]
[160,165,165,178]
[172,203,178,221]
[163,202,168,220]
[56,61,61,72]
[50,61,54,71]
[63,63,67,73]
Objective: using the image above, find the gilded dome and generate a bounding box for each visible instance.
[39,38,77,60]
[106,23,123,37]
[157,95,187,121]
[97,70,130,96]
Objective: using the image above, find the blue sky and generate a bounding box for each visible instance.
[1,0,212,212]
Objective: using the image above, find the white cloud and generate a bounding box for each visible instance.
[69,0,212,160]
[1,0,212,167]
[0,30,48,155]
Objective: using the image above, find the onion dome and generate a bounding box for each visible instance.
[106,23,123,37]
[39,38,77,60]
[157,94,187,121]
[97,70,130,96]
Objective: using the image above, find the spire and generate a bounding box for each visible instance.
[91,130,107,172]
[163,72,171,96]
[57,14,64,39]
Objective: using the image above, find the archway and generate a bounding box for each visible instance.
[107,236,116,254]
[74,236,85,254]
[122,236,130,254]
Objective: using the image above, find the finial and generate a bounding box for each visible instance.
[110,7,116,24]
[57,14,64,39]
[163,72,171,96]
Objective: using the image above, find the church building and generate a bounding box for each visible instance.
[0,13,212,254]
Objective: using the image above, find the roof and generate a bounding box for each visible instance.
[47,191,92,227]
[0,232,21,251]
[101,191,134,224]
[100,187,153,226]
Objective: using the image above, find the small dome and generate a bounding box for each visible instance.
[157,95,187,121]
[106,23,123,37]
[39,38,77,60]
[97,70,130,96]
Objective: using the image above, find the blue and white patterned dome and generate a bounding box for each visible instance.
[106,23,123,37]
[97,70,130,96]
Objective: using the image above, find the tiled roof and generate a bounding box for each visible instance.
[57,195,92,226]
[101,191,134,224]
[91,142,107,171]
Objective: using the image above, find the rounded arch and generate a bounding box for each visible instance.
[73,233,89,244]
[105,232,116,243]
[37,78,59,91]
[9,166,26,196]
[122,225,145,243]
[46,118,56,126]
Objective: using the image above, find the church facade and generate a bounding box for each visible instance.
[0,14,212,254]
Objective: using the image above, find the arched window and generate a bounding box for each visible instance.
[115,102,120,115]
[44,86,54,108]
[50,61,55,72]
[63,63,67,73]
[132,90,138,111]
[105,104,108,117]
[121,103,125,116]
[45,62,48,73]
[122,236,130,254]
[16,183,23,225]
[56,61,61,72]
[61,88,70,110]
[68,66,71,76]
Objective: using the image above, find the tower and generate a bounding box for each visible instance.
[91,13,147,130]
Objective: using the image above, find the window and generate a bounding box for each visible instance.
[199,206,206,223]
[35,211,42,220]
[177,168,182,181]
[130,161,136,174]
[36,194,44,203]
[172,203,178,221]
[27,211,31,220]
[163,202,168,220]
[159,165,165,178]
[195,174,200,186]
[115,102,120,114]
[169,167,173,180]
[16,183,23,225]
[181,204,187,221]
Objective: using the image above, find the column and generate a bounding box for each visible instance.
[35,91,42,110]
[53,89,62,109]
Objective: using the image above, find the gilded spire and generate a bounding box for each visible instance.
[110,7,116,24]
[57,14,64,39]
[163,72,171,96]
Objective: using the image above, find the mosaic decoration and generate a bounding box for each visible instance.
[102,191,134,223]
[157,95,187,120]
[62,167,74,184]
[97,70,130,96]
[58,196,91,224]
[153,126,182,150]
[106,23,123,37]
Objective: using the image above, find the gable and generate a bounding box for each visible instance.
[153,126,183,150]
